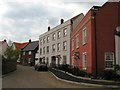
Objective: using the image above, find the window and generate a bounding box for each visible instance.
[43,47,45,54]
[28,58,31,63]
[72,39,74,51]
[40,48,42,55]
[29,51,31,55]
[23,52,25,55]
[46,46,49,53]
[105,52,114,69]
[52,33,56,41]
[52,44,55,52]
[82,28,87,45]
[63,41,67,51]
[63,56,67,65]
[57,31,61,39]
[76,35,80,48]
[57,43,60,52]
[40,39,42,45]
[63,28,67,37]
[43,38,45,44]
[47,36,49,43]
[82,52,87,70]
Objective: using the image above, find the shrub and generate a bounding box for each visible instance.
[103,70,116,80]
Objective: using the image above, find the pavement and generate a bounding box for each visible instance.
[50,68,120,88]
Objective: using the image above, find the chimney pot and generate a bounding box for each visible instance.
[29,39,31,42]
[60,19,64,24]
[48,26,50,31]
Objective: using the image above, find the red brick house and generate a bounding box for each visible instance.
[70,1,120,76]
[21,40,39,66]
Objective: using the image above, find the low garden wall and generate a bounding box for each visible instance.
[2,60,17,75]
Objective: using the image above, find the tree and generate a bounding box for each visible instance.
[4,46,19,62]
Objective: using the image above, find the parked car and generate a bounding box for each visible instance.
[34,62,48,71]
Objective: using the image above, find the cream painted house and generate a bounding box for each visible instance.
[39,19,71,67]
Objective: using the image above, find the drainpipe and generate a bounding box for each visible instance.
[93,10,97,77]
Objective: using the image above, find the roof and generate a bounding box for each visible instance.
[22,41,39,51]
[0,41,4,46]
[0,40,7,46]
[13,42,28,51]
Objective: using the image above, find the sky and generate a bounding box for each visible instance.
[0,0,108,43]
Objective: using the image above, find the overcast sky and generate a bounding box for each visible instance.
[0,0,108,43]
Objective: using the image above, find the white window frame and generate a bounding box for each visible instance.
[63,41,67,51]
[40,39,42,45]
[46,46,49,53]
[76,34,80,48]
[43,38,45,44]
[52,33,56,41]
[43,47,45,54]
[57,31,61,39]
[82,28,87,45]
[105,52,114,70]
[40,48,42,55]
[63,28,67,37]
[47,36,49,43]
[52,44,55,52]
[23,52,25,55]
[29,51,31,55]
[57,43,60,52]
[82,52,87,70]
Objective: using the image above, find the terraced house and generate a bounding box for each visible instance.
[70,1,120,76]
[39,15,84,67]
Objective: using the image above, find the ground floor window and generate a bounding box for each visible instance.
[63,56,67,65]
[72,56,74,67]
[105,52,114,69]
[82,52,87,70]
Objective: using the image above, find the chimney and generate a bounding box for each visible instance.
[4,39,6,42]
[29,39,31,43]
[48,26,50,31]
[60,19,64,24]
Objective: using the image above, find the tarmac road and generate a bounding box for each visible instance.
[2,65,93,88]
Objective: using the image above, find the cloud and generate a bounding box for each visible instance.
[0,0,106,42]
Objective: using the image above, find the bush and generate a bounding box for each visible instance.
[103,70,116,80]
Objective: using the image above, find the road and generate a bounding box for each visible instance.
[2,65,95,88]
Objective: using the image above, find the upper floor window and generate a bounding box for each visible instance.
[105,52,114,69]
[46,46,49,53]
[63,41,67,51]
[63,28,67,37]
[57,31,61,39]
[47,36,49,43]
[40,39,42,45]
[82,52,87,70]
[29,51,31,55]
[43,47,45,54]
[52,33,56,41]
[82,28,87,45]
[43,38,45,44]
[52,44,55,52]
[23,52,25,55]
[40,48,42,55]
[72,39,74,51]
[57,43,60,52]
[76,35,80,48]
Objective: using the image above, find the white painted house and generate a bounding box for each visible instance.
[39,19,71,67]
